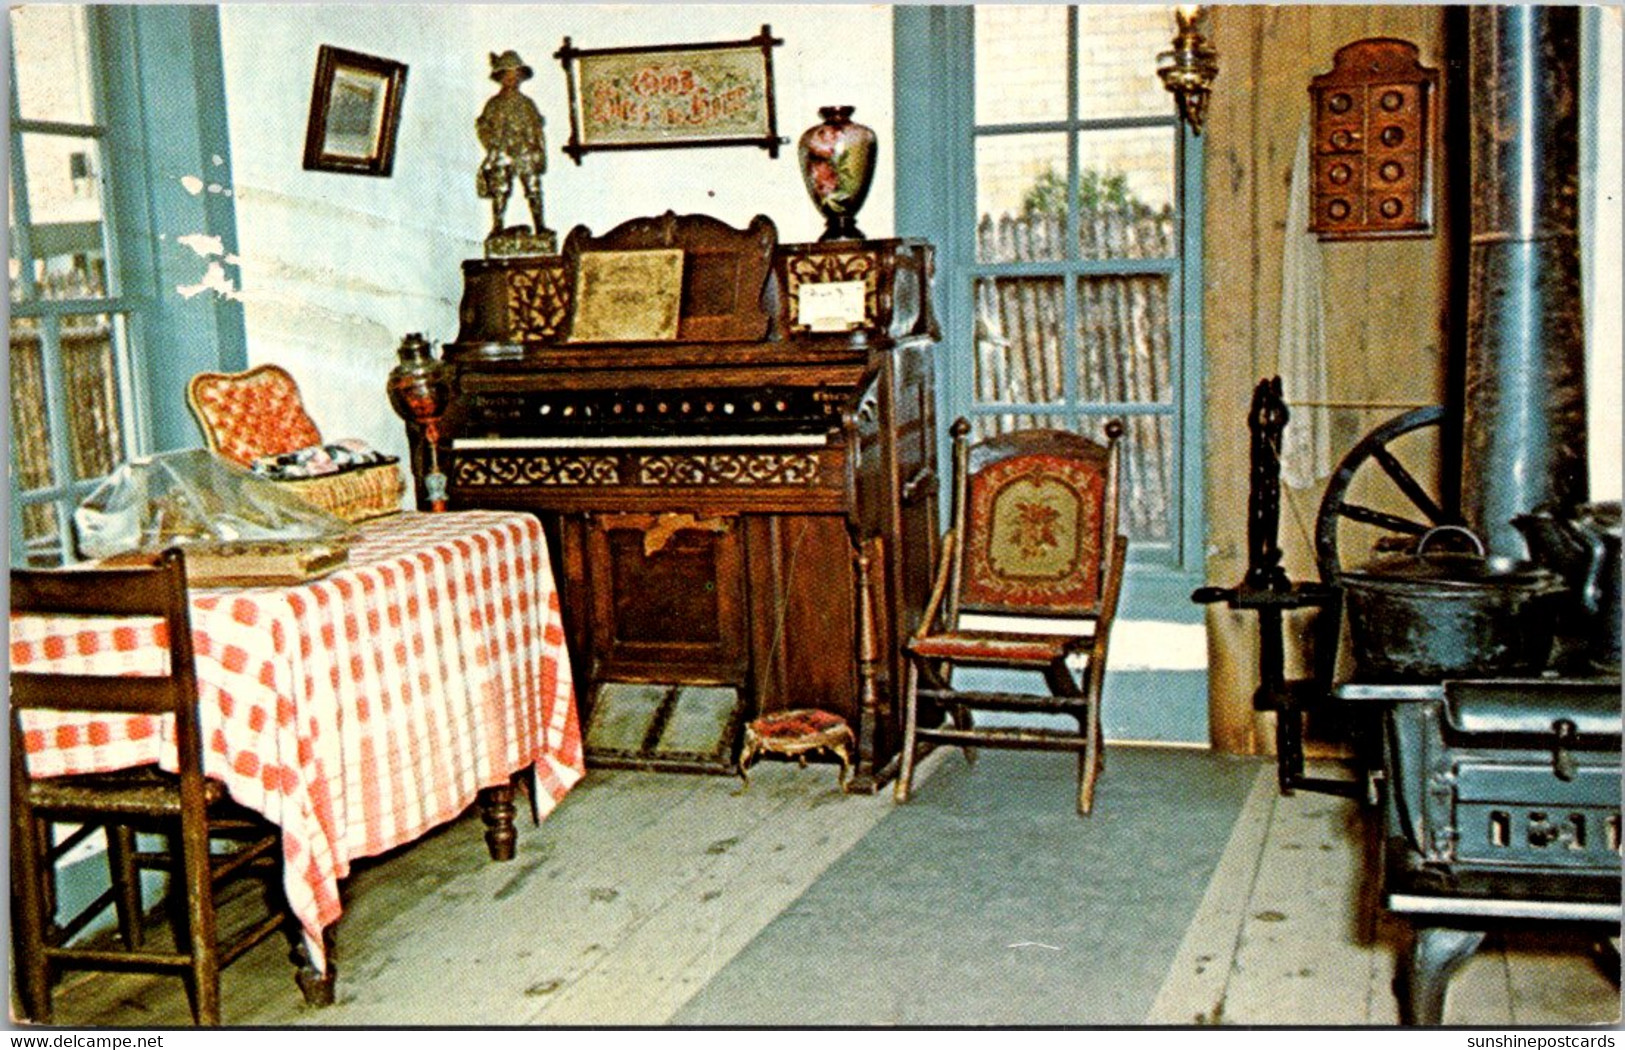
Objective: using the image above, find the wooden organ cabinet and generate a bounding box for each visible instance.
[407,212,939,790]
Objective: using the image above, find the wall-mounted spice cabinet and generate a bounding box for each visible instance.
[1309,38,1438,240]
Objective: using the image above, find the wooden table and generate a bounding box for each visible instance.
[10,510,584,991]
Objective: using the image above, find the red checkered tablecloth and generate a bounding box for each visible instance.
[9,510,583,973]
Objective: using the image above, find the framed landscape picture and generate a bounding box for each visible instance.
[303,45,408,176]
[557,26,784,162]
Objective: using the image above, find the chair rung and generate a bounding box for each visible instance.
[917,688,1087,713]
[211,834,281,882]
[43,945,192,971]
[219,912,289,967]
[128,834,280,877]
[43,823,103,864]
[915,725,1089,752]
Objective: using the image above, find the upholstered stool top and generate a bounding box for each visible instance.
[738,708,855,789]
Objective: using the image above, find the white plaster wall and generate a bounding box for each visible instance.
[217,4,895,465]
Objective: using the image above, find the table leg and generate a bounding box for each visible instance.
[290,926,336,1008]
[479,783,518,861]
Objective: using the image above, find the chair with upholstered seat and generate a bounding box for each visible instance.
[10,548,290,1025]
[893,416,1127,815]
[186,363,325,467]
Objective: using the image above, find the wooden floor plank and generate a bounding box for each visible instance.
[279,766,815,1026]
[1218,782,1388,1024]
[1144,764,1278,1025]
[1495,931,1619,1026]
[532,766,898,1024]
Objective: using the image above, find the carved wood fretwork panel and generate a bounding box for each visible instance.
[455,454,620,486]
[506,262,571,342]
[637,453,821,486]
[453,452,823,488]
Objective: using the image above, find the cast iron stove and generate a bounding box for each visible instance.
[1339,676,1622,1024]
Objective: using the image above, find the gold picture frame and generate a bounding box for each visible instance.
[555,26,784,163]
[303,45,408,177]
[567,249,685,343]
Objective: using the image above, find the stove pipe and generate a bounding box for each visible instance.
[1462,6,1589,560]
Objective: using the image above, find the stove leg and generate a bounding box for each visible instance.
[1397,924,1486,1025]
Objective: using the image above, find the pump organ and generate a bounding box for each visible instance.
[403,212,939,787]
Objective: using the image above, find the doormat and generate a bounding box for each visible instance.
[583,682,748,774]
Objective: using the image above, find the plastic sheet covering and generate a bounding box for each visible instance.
[74,448,352,561]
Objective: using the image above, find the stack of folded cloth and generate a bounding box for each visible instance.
[249,439,405,522]
[250,438,396,480]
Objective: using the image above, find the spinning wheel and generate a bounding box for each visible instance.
[1197,388,1461,800]
[1313,405,1459,585]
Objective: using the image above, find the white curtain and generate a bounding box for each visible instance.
[1278,123,1332,490]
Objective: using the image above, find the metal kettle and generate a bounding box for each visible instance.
[1512,501,1622,671]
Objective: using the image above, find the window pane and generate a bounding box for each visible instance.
[1076,6,1179,121]
[20,134,110,300]
[11,6,97,125]
[62,313,128,480]
[1077,274,1173,404]
[9,191,23,304]
[10,317,57,495]
[18,502,68,568]
[975,5,1070,125]
[974,276,1066,405]
[9,313,128,489]
[977,133,1068,262]
[1075,127,1177,260]
[1118,414,1176,544]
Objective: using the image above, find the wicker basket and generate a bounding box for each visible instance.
[274,462,405,523]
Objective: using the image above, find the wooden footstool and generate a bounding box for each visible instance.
[737,709,855,789]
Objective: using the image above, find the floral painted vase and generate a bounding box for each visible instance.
[797,106,877,242]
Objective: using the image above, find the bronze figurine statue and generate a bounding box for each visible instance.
[476,50,555,255]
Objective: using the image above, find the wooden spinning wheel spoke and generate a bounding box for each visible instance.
[1315,405,1454,583]
[1335,502,1434,536]
[1370,445,1448,525]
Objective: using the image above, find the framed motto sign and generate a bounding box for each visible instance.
[555,26,784,163]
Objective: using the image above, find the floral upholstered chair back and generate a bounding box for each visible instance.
[186,364,324,467]
[948,419,1124,622]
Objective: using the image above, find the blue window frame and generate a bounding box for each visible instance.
[8,5,247,566]
[896,4,1205,618]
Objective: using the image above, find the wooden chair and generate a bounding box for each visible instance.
[10,548,289,1025]
[893,417,1127,815]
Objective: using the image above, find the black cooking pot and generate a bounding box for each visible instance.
[1341,526,1568,682]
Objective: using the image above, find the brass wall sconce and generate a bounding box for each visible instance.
[1158,5,1219,135]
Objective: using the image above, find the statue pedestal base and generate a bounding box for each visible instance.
[486,226,557,259]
